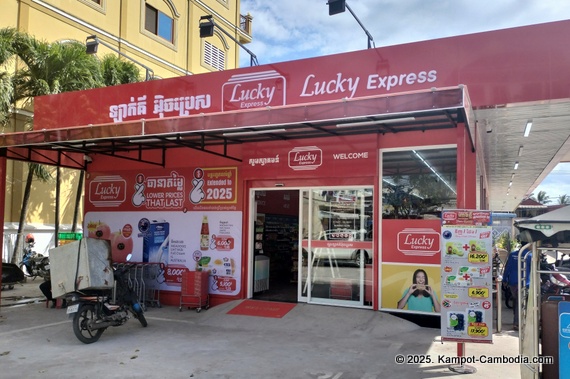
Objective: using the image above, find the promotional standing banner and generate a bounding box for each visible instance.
[440,209,494,343]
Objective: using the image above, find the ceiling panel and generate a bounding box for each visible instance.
[475,100,570,212]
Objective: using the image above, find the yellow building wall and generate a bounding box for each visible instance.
[2,0,251,233]
[9,0,249,79]
[0,0,19,28]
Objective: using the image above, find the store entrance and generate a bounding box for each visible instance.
[250,187,374,307]
[252,190,300,303]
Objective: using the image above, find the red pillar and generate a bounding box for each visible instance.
[457,124,477,209]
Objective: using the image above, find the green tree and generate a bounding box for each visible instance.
[100,54,141,86]
[558,194,570,205]
[71,54,141,235]
[530,190,551,204]
[0,28,18,127]
[1,28,144,261]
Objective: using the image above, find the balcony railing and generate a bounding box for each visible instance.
[240,14,253,35]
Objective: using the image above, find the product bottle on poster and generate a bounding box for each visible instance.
[200,215,209,251]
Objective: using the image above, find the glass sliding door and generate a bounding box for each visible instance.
[300,187,373,307]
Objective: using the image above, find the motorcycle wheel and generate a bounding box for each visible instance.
[131,303,148,327]
[73,304,106,344]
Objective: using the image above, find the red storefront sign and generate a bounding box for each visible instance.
[382,219,442,264]
[242,136,377,179]
[222,71,286,111]
[397,228,440,256]
[288,146,322,171]
[34,21,570,130]
[89,176,127,207]
[85,167,239,212]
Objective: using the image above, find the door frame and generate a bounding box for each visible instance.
[247,186,373,309]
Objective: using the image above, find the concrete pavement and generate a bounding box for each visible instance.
[0,280,522,379]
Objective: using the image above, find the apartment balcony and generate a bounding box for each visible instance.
[238,13,253,44]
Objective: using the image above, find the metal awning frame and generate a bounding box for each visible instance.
[0,86,472,170]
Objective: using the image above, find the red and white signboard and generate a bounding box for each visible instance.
[381,219,441,264]
[34,21,570,130]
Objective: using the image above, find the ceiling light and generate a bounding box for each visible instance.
[513,162,519,170]
[222,128,287,137]
[336,117,416,128]
[523,120,533,137]
[518,146,524,156]
[412,150,456,195]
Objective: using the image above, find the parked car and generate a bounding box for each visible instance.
[311,229,371,264]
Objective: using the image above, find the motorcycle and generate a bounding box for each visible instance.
[66,254,147,344]
[540,252,570,298]
[19,240,50,280]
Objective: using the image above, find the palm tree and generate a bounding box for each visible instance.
[2,29,144,259]
[0,28,49,263]
[68,54,141,234]
[530,190,551,204]
[100,54,141,85]
[558,194,570,205]
[0,28,18,127]
[7,33,103,262]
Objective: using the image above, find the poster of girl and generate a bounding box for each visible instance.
[397,268,440,312]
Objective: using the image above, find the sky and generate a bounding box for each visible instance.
[239,0,570,202]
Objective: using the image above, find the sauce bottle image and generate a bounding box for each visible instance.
[200,215,209,250]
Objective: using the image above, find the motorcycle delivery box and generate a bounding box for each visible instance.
[49,238,114,299]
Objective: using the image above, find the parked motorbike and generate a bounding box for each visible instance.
[18,234,50,280]
[540,252,570,298]
[66,254,147,344]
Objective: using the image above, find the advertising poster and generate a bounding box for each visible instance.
[380,219,442,314]
[381,263,441,314]
[440,209,493,343]
[84,166,242,296]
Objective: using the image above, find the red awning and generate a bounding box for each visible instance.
[0,86,472,169]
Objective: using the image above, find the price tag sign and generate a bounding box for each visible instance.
[468,287,489,298]
[214,276,237,292]
[468,324,489,337]
[468,252,489,263]
[164,265,187,284]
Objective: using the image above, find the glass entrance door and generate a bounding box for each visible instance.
[300,188,373,307]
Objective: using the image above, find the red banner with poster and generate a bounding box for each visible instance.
[84,166,242,297]
[86,166,238,212]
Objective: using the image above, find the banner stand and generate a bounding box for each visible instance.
[448,342,477,374]
[440,209,494,375]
